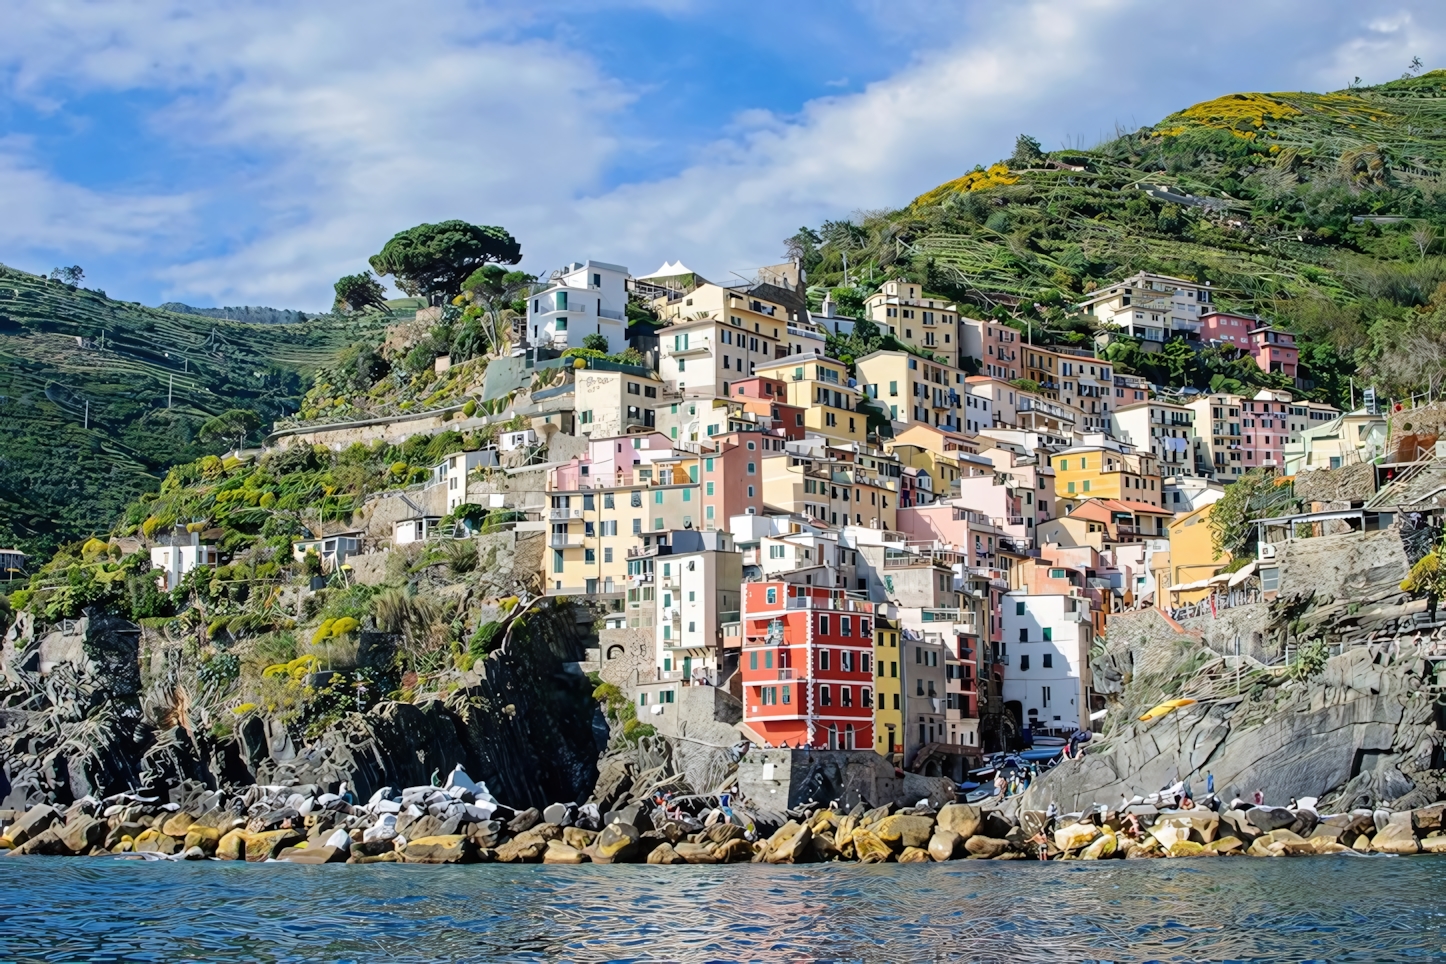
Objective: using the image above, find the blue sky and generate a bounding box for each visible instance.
[2,0,1446,310]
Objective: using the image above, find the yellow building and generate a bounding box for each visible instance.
[874,612,903,758]
[1158,503,1228,605]
[856,349,968,435]
[755,353,867,445]
[885,424,988,502]
[863,279,962,368]
[760,451,898,530]
[1049,441,1163,510]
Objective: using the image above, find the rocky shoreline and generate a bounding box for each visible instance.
[5,768,1446,865]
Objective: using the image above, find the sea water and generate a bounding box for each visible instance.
[0,854,1441,962]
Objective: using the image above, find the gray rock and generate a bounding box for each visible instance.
[543,803,575,827]
[508,807,541,833]
[1247,807,1296,832]
[8,805,59,846]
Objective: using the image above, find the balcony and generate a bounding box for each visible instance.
[782,595,873,613]
[548,534,584,549]
[548,507,583,521]
[667,337,712,358]
[776,668,795,680]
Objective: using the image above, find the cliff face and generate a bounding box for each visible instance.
[1025,526,1446,813]
[0,602,605,810]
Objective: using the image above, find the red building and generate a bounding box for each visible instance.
[1249,326,1298,378]
[730,376,806,441]
[740,581,876,750]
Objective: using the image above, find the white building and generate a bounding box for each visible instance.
[526,259,629,353]
[430,449,500,512]
[1163,475,1227,513]
[394,516,442,545]
[1111,399,1198,476]
[291,531,364,571]
[150,536,217,591]
[1077,271,1212,345]
[653,529,742,685]
[1000,591,1093,736]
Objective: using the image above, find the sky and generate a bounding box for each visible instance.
[2,0,1446,311]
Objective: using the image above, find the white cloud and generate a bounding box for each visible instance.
[6,0,1446,307]
[0,136,192,257]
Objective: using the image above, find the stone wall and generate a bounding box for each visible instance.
[737,748,955,810]
[595,627,654,689]
[1276,526,1409,602]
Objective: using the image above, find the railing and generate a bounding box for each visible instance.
[548,534,584,548]
[598,308,625,321]
[777,668,795,680]
[782,595,873,612]
[1169,587,1262,621]
[547,507,583,520]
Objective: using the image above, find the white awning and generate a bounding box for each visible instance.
[1227,561,1258,587]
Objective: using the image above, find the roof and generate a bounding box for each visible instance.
[639,260,698,280]
[756,351,846,369]
[1066,498,1174,522]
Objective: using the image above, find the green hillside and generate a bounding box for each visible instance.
[800,70,1446,404]
[0,264,391,556]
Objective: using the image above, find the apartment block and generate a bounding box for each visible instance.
[755,353,867,445]
[1000,591,1095,736]
[739,582,876,750]
[1049,436,1163,508]
[1187,393,1245,479]
[1111,399,1196,476]
[863,279,962,368]
[856,350,967,433]
[960,317,1021,381]
[1077,271,1212,345]
[526,259,629,353]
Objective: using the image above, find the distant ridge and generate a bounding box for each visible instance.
[159,303,310,325]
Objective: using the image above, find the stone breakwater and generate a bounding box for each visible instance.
[6,770,1446,865]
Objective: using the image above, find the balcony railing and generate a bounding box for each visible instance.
[782,595,873,612]
[548,534,584,549]
[548,507,583,520]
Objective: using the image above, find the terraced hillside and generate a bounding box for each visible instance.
[802,71,1446,401]
[0,264,391,556]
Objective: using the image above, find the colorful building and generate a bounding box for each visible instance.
[740,582,876,750]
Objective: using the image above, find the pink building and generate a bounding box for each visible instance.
[549,432,677,490]
[1199,311,1256,352]
[1241,391,1292,471]
[1249,327,1299,379]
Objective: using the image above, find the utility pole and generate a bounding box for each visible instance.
[168,374,173,409]
[83,399,88,430]
[1350,377,1355,410]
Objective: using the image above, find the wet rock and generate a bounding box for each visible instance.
[56,815,104,855]
[897,846,931,863]
[646,843,685,864]
[764,821,812,864]
[1246,807,1295,833]
[1081,831,1117,860]
[716,838,755,863]
[8,805,59,847]
[216,829,249,860]
[1371,817,1419,855]
[1053,822,1098,853]
[10,829,69,856]
[543,840,587,864]
[507,807,541,834]
[874,814,934,851]
[675,841,718,864]
[928,830,961,862]
[592,822,640,863]
[280,845,347,864]
[562,826,597,851]
[1167,840,1207,858]
[494,839,545,863]
[851,829,891,863]
[1153,811,1218,845]
[404,835,478,864]
[542,803,575,827]
[245,829,303,861]
[1209,836,1244,853]
[160,812,196,838]
[964,835,1009,859]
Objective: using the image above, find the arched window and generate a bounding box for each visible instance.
[826,724,838,750]
[844,724,855,750]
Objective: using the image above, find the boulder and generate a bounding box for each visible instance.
[1167,840,1207,858]
[1412,803,1446,834]
[764,821,812,864]
[716,838,756,863]
[647,843,685,864]
[1153,811,1218,844]
[1245,806,1295,833]
[928,830,961,862]
[675,842,719,864]
[160,812,197,838]
[134,830,182,855]
[704,823,744,846]
[964,835,1010,859]
[808,832,841,862]
[1418,832,1446,854]
[874,814,934,851]
[1371,819,1419,855]
[543,841,587,865]
[1209,836,1244,853]
[563,827,597,851]
[852,829,892,863]
[542,803,575,828]
[246,829,304,861]
[404,835,478,864]
[278,844,346,864]
[352,838,398,858]
[603,803,653,833]
[1287,810,1319,839]
[858,805,892,828]
[57,816,105,855]
[507,807,541,834]
[216,829,249,860]
[1219,810,1260,842]
[513,824,563,847]
[897,846,931,863]
[494,839,545,863]
[593,822,641,863]
[1081,830,1117,860]
[350,851,403,864]
[468,820,504,849]
[979,809,1015,839]
[9,829,69,856]
[1053,822,1099,853]
[8,806,59,847]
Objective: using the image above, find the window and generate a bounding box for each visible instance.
[820,685,832,706]
[1042,653,1053,668]
[1015,601,1025,615]
[632,518,642,535]
[862,688,873,708]
[604,547,613,563]
[916,678,924,696]
[1018,628,1027,642]
[841,687,852,707]
[1042,686,1052,706]
[782,686,791,705]
[819,615,830,635]
[552,550,563,574]
[654,491,663,504]
[820,648,830,670]
[766,587,777,604]
[841,617,852,636]
[1043,627,1052,642]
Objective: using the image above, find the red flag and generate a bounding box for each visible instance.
[1210,593,1217,619]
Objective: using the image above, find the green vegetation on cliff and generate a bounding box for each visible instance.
[798,70,1446,406]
